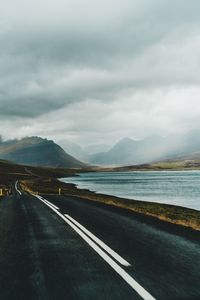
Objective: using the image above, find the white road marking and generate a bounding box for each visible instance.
[36,195,129,266]
[34,195,59,210]
[15,181,22,195]
[33,194,156,300]
[64,214,131,267]
[43,199,59,210]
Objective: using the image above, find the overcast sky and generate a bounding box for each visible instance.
[1,0,200,146]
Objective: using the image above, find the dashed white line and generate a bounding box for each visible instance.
[33,194,156,300]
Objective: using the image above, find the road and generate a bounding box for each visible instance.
[0,183,199,299]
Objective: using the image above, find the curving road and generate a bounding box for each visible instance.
[0,183,199,299]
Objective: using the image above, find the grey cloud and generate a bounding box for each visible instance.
[1,0,200,144]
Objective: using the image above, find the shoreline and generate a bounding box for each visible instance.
[61,179,200,212]
[21,177,200,232]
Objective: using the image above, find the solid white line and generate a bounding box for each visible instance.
[43,199,59,210]
[33,194,156,300]
[64,214,131,267]
[34,195,59,210]
[15,181,22,195]
[36,195,129,266]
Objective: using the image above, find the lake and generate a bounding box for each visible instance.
[62,171,200,211]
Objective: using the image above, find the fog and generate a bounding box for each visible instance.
[0,0,200,147]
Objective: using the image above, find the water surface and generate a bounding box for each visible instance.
[62,171,200,211]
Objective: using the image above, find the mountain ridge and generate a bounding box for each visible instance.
[88,130,200,166]
[0,136,86,168]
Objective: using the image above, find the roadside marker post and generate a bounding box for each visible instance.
[0,189,2,196]
[59,188,61,195]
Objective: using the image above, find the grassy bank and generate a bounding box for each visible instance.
[0,159,85,196]
[1,159,200,231]
[21,178,200,232]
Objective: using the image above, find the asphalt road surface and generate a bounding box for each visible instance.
[0,183,199,300]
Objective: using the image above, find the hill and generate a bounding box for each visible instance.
[97,152,200,172]
[0,137,86,168]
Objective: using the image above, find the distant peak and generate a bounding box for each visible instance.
[111,137,136,150]
[118,137,134,144]
[19,136,53,144]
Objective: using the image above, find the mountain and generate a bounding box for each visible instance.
[84,144,111,155]
[59,140,111,162]
[89,136,165,166]
[0,137,86,168]
[88,131,200,166]
[58,141,88,162]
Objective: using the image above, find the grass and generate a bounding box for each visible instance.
[95,158,200,172]
[0,159,83,195]
[1,158,200,231]
[21,177,200,232]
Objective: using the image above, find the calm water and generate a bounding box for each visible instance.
[62,171,200,211]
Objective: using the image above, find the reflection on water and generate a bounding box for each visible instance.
[62,171,200,211]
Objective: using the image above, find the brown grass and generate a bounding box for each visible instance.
[21,178,200,231]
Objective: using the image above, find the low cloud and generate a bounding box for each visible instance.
[1,0,200,145]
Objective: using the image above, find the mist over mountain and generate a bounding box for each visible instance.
[0,137,85,168]
[59,141,111,162]
[58,141,88,162]
[2,130,200,168]
[87,131,200,166]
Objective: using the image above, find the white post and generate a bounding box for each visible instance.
[59,188,61,195]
